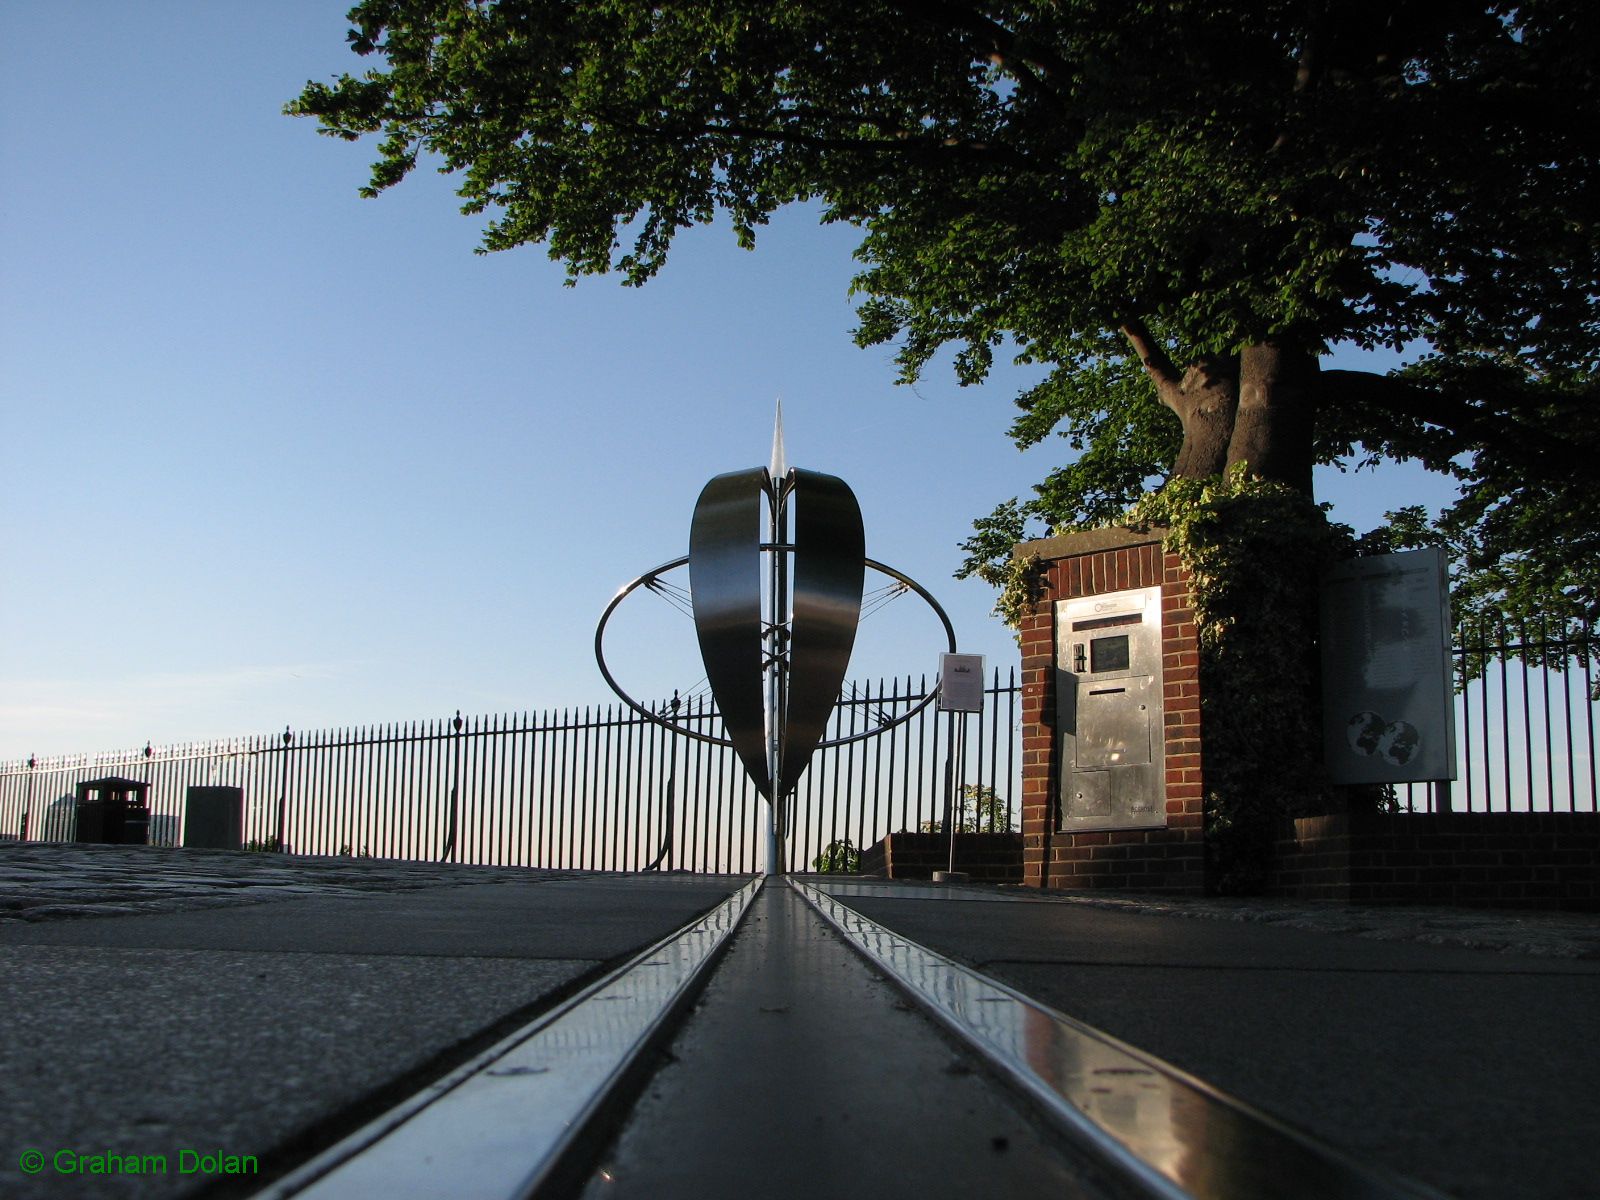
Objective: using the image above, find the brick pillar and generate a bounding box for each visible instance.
[1018,527,1207,893]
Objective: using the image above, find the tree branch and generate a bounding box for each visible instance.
[890,0,1071,104]
[1120,318,1183,405]
[619,110,1030,166]
[1292,1,1326,95]
[1319,368,1590,475]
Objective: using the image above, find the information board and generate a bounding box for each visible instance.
[1319,547,1456,783]
[938,653,986,713]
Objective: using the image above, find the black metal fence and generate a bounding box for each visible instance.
[2,626,1594,869]
[0,671,1020,873]
[1402,620,1599,815]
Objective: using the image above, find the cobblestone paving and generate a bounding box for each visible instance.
[0,843,583,923]
[1008,886,1600,959]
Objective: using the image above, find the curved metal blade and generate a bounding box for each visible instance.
[778,468,865,799]
[688,468,772,799]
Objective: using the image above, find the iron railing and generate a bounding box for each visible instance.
[2,624,1594,868]
[0,671,1021,872]
[1400,620,1598,814]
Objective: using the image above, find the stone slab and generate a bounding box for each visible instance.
[0,851,750,1198]
[839,890,1600,1200]
[0,843,568,923]
[0,876,751,960]
[1,947,592,1200]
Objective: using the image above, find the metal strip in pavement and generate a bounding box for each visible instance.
[255,876,762,1200]
[792,877,1446,1200]
[799,878,1029,902]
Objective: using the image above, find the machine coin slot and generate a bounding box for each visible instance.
[1072,642,1086,673]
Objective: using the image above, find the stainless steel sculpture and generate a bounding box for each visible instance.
[596,431,956,874]
[690,466,865,802]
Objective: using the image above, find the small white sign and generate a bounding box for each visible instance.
[938,653,986,713]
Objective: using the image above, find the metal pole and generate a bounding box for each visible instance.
[944,710,958,871]
[442,710,462,862]
[275,727,291,852]
[947,713,971,874]
[644,694,679,872]
[764,472,786,876]
[22,756,35,842]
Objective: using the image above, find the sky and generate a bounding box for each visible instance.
[0,2,1459,763]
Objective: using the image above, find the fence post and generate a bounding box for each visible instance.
[442,710,463,862]
[22,755,35,842]
[1433,779,1453,814]
[275,727,292,852]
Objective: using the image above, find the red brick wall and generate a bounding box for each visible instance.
[1015,531,1600,909]
[1275,812,1600,911]
[859,832,1024,883]
[1018,529,1206,893]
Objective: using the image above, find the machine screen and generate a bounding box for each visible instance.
[1090,635,1130,673]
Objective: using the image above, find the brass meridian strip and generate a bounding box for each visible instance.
[792,878,1447,1200]
[254,878,762,1200]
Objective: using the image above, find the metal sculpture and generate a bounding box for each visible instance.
[689,465,865,806]
[596,428,956,874]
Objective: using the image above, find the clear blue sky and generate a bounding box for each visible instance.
[0,2,1457,761]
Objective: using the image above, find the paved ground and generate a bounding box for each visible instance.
[3,845,1597,1199]
[0,844,562,923]
[829,879,1600,1200]
[0,845,746,1199]
[993,883,1600,960]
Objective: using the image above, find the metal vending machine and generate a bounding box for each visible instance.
[1056,585,1166,831]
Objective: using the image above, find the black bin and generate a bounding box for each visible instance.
[74,777,152,845]
[184,786,243,850]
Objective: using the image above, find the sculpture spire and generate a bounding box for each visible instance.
[769,397,788,483]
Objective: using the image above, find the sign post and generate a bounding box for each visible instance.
[936,653,985,882]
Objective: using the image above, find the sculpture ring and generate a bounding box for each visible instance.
[594,545,957,751]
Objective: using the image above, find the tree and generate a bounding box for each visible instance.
[812,838,861,873]
[920,783,1013,833]
[288,3,1600,891]
[288,0,1599,627]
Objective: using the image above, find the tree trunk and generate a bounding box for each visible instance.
[1120,322,1238,481]
[1227,342,1317,493]
[1169,358,1239,479]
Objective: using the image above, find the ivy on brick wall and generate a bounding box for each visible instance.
[992,552,1047,642]
[1130,465,1343,893]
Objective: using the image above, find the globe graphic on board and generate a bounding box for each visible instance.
[1378,720,1421,766]
[1346,711,1386,756]
[1346,711,1422,767]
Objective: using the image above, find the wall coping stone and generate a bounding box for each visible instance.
[1014,524,1169,561]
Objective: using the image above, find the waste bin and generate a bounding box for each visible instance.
[73,777,151,845]
[184,786,243,850]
